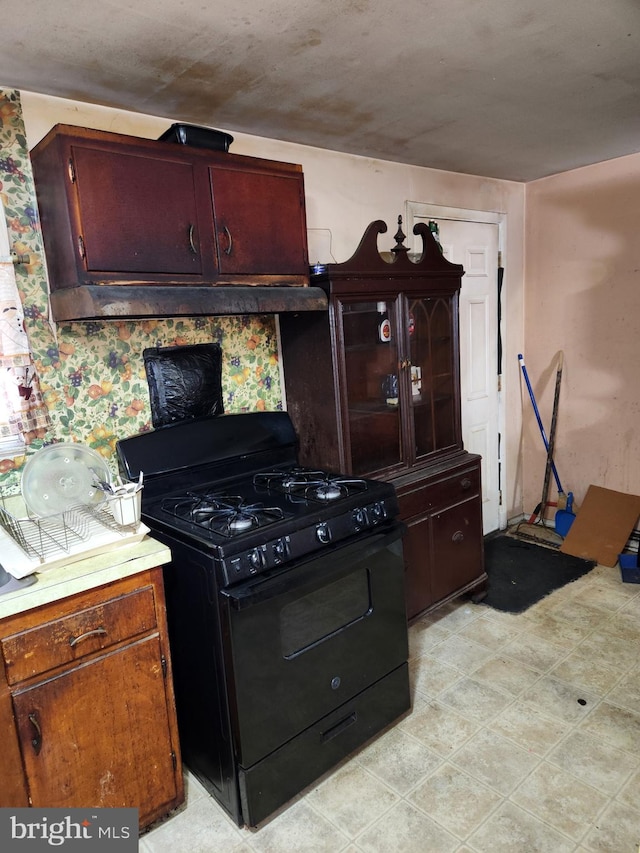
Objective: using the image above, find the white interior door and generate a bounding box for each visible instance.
[434,218,501,534]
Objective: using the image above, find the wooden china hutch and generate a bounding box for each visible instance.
[279,218,487,620]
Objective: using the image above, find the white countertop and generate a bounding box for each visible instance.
[0,536,172,621]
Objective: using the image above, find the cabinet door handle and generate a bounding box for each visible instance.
[28,712,42,755]
[452,530,465,543]
[220,225,233,255]
[460,478,472,490]
[187,223,198,254]
[69,627,107,647]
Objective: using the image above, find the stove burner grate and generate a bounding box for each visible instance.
[253,469,369,502]
[161,493,285,537]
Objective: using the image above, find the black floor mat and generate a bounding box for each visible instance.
[482,535,596,613]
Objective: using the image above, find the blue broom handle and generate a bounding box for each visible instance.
[518,354,564,493]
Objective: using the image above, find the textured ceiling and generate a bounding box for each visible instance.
[2,0,640,181]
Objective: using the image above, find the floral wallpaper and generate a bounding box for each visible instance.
[0,89,283,495]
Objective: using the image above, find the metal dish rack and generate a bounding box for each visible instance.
[0,497,139,566]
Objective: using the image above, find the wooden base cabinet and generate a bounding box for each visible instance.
[0,568,184,828]
[280,218,487,622]
[397,457,486,620]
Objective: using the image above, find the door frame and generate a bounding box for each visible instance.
[405,201,508,531]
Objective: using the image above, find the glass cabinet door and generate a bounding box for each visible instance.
[338,297,403,475]
[409,295,458,462]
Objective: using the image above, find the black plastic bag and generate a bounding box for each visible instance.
[143,343,224,429]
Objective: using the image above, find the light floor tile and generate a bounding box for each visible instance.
[550,648,627,696]
[604,667,640,712]
[616,765,640,810]
[510,760,608,840]
[409,762,502,839]
[304,761,399,839]
[472,654,542,695]
[570,579,639,613]
[580,798,640,852]
[579,700,640,753]
[354,725,442,795]
[408,619,451,658]
[500,631,568,672]
[547,728,639,796]
[355,799,459,853]
[467,800,576,853]
[437,675,514,724]
[408,653,463,698]
[424,633,494,674]
[577,629,639,670]
[519,675,600,723]
[142,794,247,853]
[247,801,350,853]
[450,727,540,796]
[399,699,480,757]
[488,700,570,756]
[455,613,523,650]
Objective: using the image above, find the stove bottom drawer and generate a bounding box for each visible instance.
[238,661,410,827]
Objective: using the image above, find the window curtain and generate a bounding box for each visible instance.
[0,256,50,445]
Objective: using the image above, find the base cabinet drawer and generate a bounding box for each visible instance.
[2,586,157,684]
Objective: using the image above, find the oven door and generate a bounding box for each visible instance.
[219,522,408,770]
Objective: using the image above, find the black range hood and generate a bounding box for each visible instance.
[49,284,328,321]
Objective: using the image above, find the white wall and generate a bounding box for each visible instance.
[21,90,526,520]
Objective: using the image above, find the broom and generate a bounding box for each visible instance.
[518,353,568,518]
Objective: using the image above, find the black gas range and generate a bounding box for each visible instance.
[120,412,400,584]
[117,412,410,827]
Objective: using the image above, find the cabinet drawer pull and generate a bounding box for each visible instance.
[187,223,198,254]
[452,530,465,543]
[222,225,233,255]
[460,478,472,490]
[69,627,107,647]
[29,712,42,755]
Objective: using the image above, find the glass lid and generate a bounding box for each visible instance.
[21,442,111,518]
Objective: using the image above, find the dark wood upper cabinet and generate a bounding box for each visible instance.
[30,124,310,295]
[280,219,487,620]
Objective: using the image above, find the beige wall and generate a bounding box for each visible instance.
[20,90,526,521]
[525,154,640,515]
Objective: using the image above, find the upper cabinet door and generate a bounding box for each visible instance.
[337,296,404,476]
[210,167,308,277]
[71,145,211,276]
[409,294,460,463]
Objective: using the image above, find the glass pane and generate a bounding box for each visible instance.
[409,296,456,459]
[340,298,402,475]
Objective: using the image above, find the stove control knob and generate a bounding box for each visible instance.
[272,537,290,562]
[248,548,265,573]
[316,523,331,544]
[370,501,386,522]
[352,507,367,530]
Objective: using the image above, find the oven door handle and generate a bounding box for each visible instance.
[220,522,405,610]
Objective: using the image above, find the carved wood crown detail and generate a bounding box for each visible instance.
[328,217,464,276]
